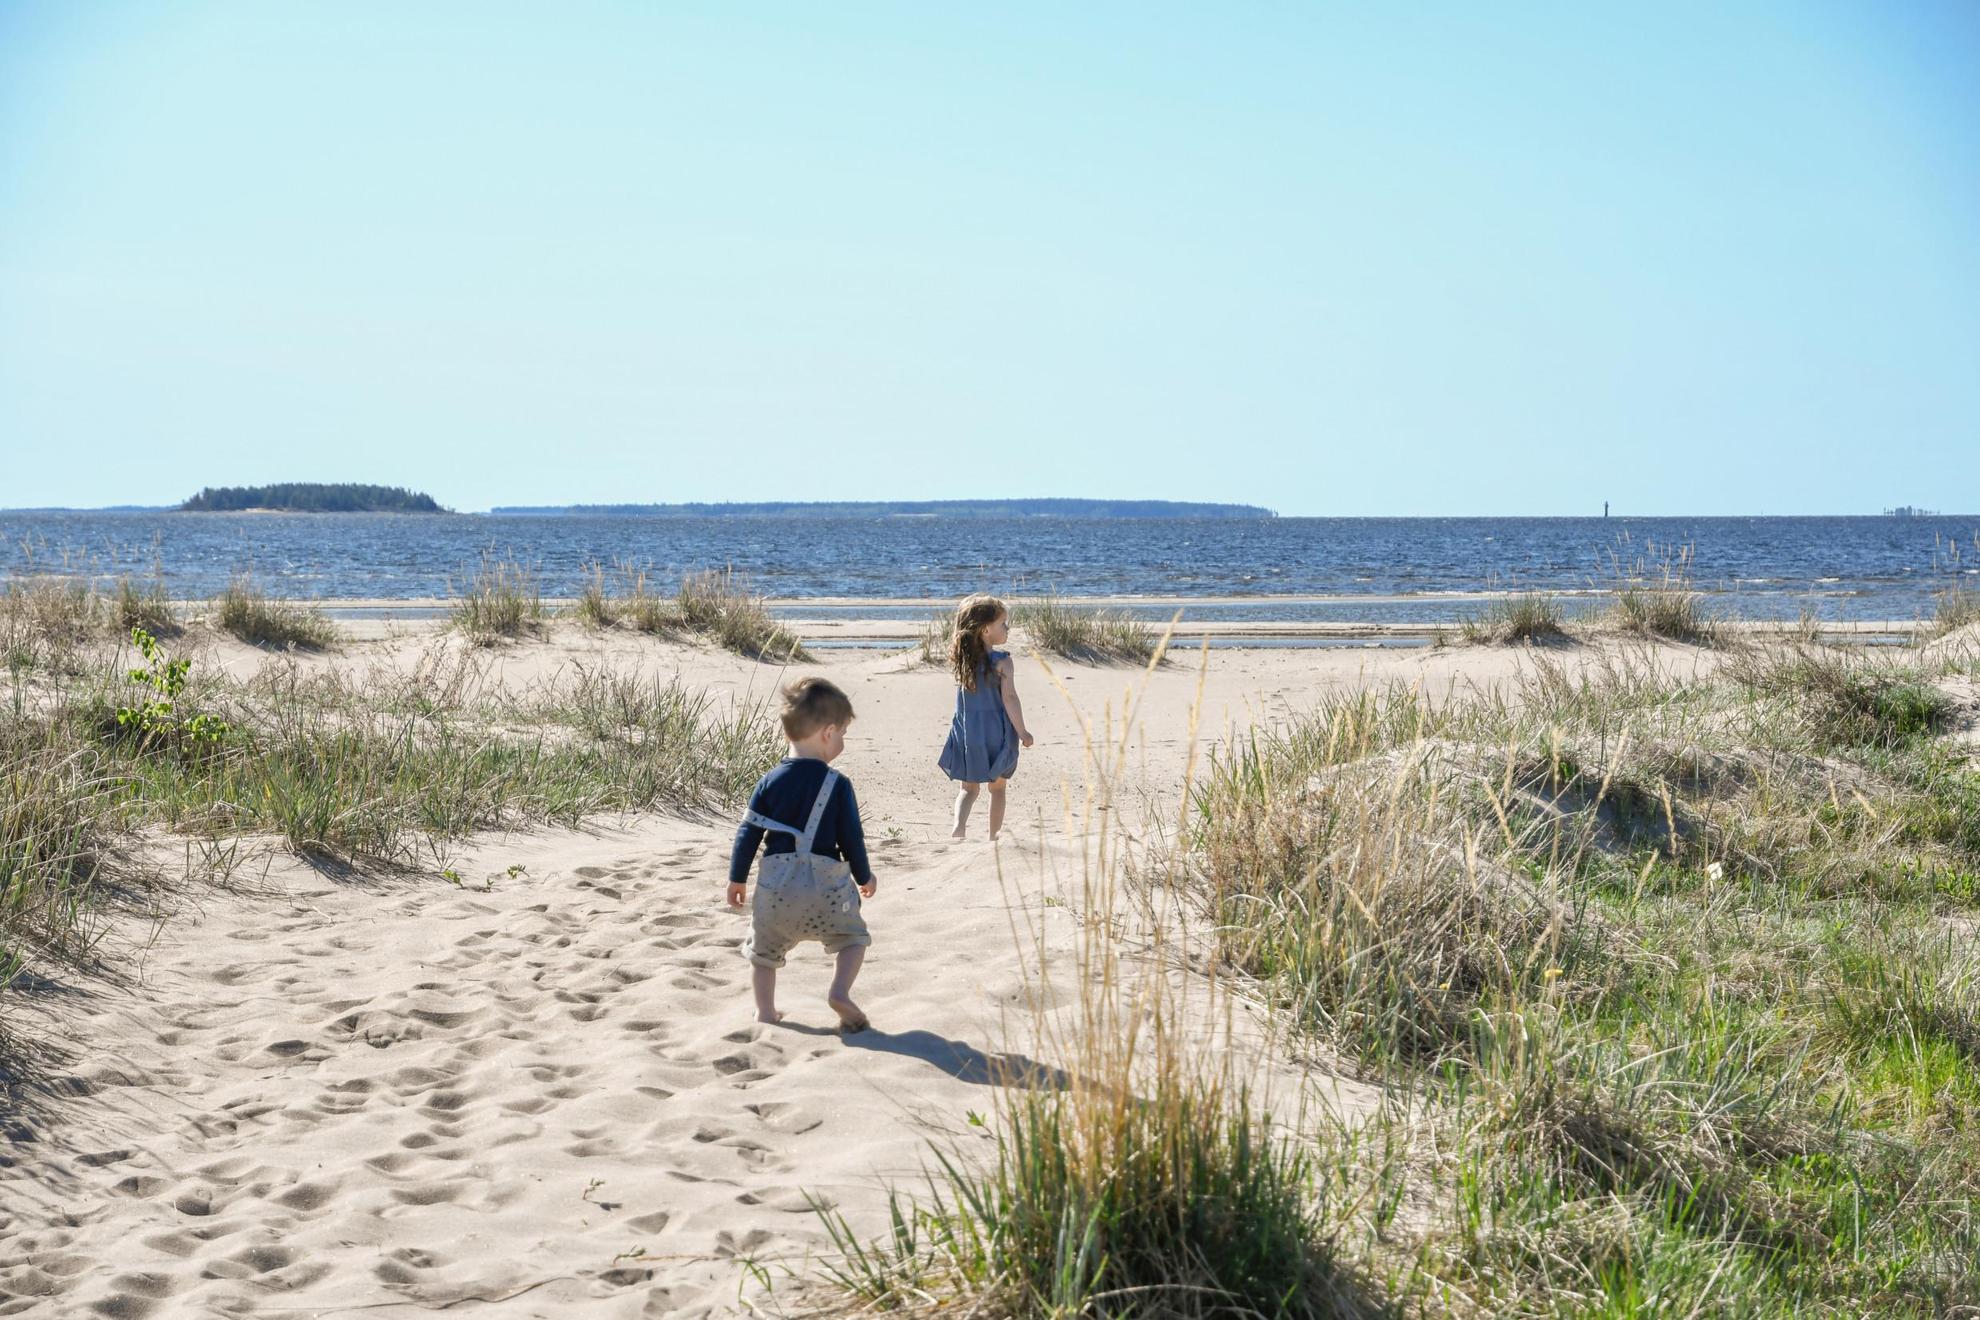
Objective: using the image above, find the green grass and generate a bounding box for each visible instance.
[1185,640,1980,1313]
[1012,594,1161,664]
[450,556,544,644]
[215,576,339,649]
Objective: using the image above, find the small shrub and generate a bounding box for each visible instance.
[215,576,339,649]
[1459,594,1571,646]
[115,627,231,752]
[1012,594,1159,664]
[675,569,808,661]
[450,556,543,644]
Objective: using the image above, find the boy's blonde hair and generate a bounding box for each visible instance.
[780,676,855,739]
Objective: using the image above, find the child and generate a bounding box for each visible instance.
[938,594,1035,841]
[728,677,876,1031]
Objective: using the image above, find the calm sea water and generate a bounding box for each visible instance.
[2,512,1976,623]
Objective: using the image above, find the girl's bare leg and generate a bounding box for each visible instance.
[987,778,1009,840]
[752,965,781,1023]
[828,946,868,1031]
[951,783,981,839]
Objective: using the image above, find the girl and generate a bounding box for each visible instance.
[938,594,1035,841]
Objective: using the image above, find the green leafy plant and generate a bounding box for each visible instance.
[116,627,231,749]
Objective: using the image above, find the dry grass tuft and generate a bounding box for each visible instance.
[1457,594,1572,646]
[675,569,810,661]
[215,576,338,650]
[450,556,543,644]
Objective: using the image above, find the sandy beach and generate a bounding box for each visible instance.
[8,607,1977,1317]
[0,614,1665,1319]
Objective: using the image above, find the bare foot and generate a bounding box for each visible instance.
[755,1009,785,1025]
[950,827,967,841]
[828,996,870,1034]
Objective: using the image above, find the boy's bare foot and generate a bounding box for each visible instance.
[756,1010,785,1025]
[828,995,869,1033]
[950,826,967,841]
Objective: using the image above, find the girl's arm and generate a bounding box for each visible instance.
[997,657,1035,747]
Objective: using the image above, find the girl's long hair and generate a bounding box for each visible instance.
[948,594,1007,692]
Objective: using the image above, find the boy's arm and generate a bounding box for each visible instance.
[838,779,876,895]
[728,815,765,906]
[998,657,1034,746]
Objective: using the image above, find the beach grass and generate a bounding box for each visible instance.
[451,556,545,644]
[0,635,782,1000]
[1456,593,1572,646]
[113,575,179,638]
[675,568,811,661]
[572,561,681,634]
[215,576,339,650]
[566,563,809,660]
[1186,639,1980,1312]
[1602,541,1722,645]
[1012,593,1160,664]
[915,610,954,666]
[1932,585,1980,639]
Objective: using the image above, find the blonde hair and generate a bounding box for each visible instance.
[948,594,1007,692]
[780,676,854,739]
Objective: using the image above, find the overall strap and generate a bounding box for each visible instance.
[798,769,840,853]
[741,809,799,837]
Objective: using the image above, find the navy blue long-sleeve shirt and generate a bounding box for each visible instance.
[728,757,875,888]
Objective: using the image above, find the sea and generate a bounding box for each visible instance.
[2,511,1977,626]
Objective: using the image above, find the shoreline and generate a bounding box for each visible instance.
[166,595,1932,646]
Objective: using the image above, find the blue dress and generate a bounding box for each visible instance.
[938,649,1020,783]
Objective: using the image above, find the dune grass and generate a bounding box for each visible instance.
[1932,585,1980,639]
[215,576,338,650]
[1456,593,1572,646]
[572,561,679,634]
[1601,541,1721,645]
[1013,594,1161,664]
[0,634,783,1000]
[450,556,544,644]
[1187,641,1980,1312]
[675,568,811,661]
[817,647,1387,1317]
[566,563,809,660]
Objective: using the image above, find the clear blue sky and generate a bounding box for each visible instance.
[3,2,1976,514]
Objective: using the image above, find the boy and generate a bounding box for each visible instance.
[728,677,876,1031]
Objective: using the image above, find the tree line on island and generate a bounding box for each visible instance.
[178,484,447,513]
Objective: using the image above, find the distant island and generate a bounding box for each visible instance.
[179,483,447,513]
[489,499,1275,519]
